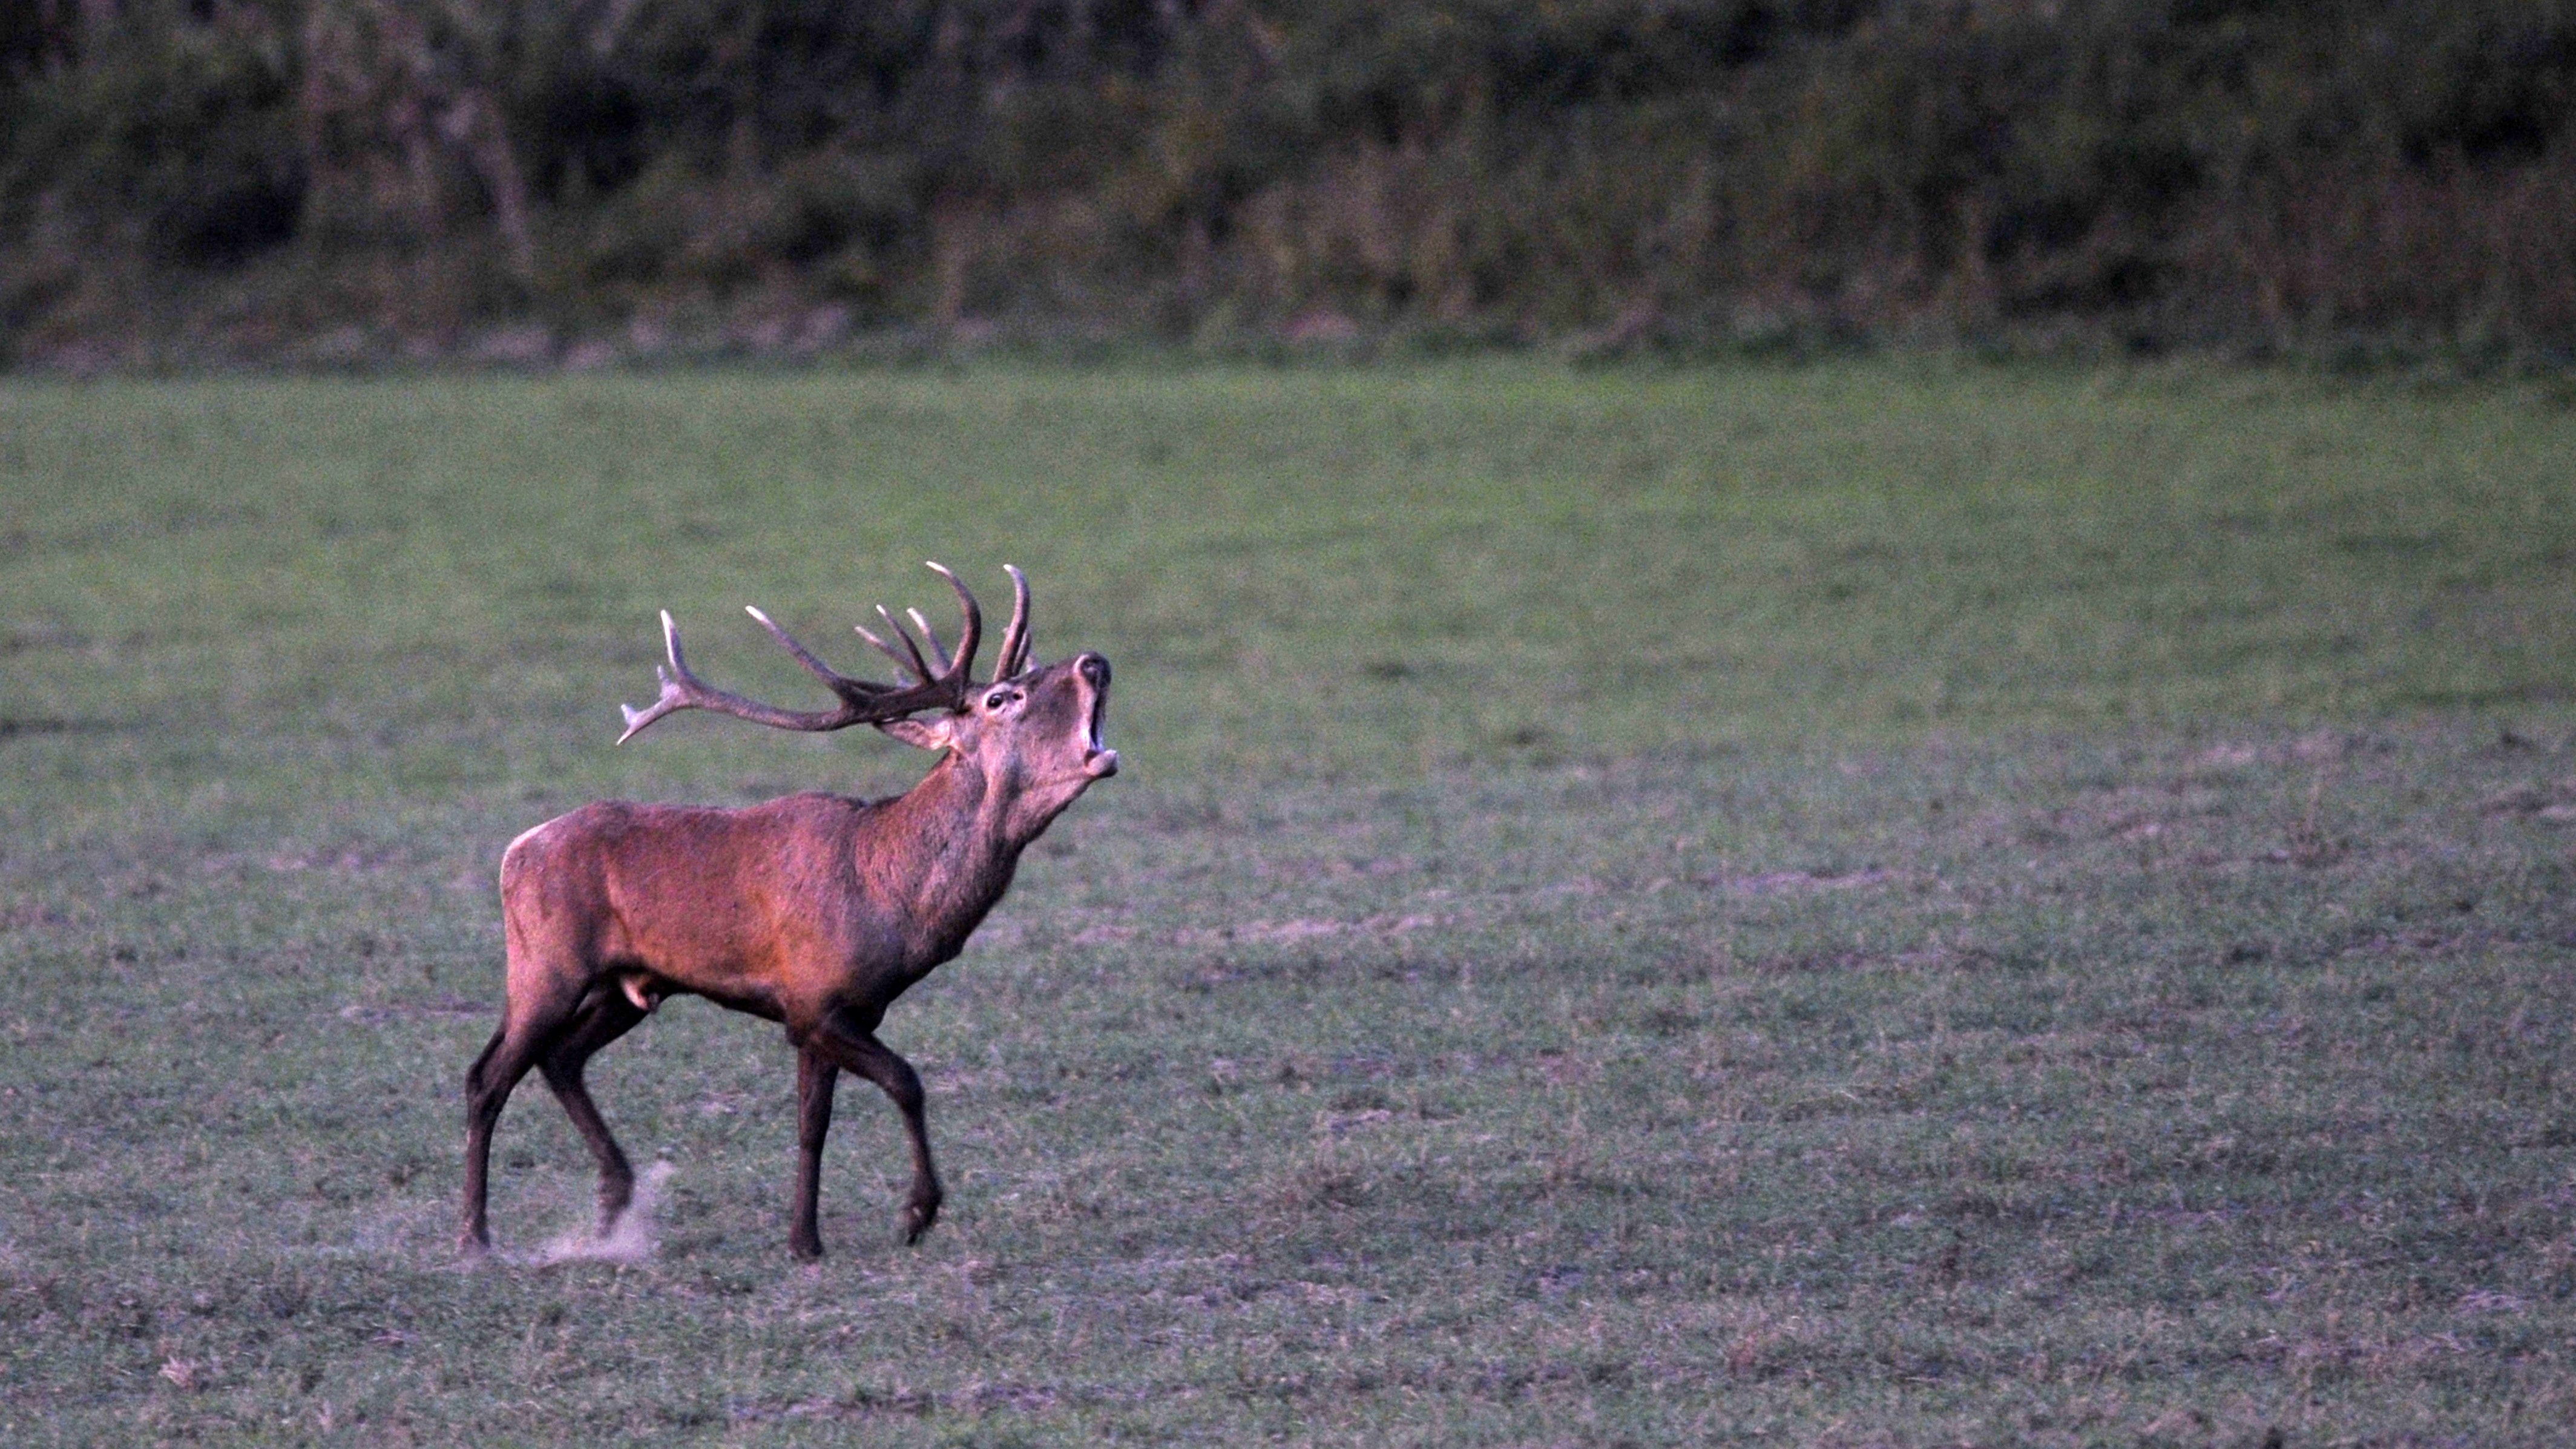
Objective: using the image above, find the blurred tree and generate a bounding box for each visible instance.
[1,0,2570,362]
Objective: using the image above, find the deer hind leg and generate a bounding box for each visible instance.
[799,1016,943,1247]
[459,973,588,1255]
[538,989,649,1240]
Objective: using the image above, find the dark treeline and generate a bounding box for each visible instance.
[3,0,2573,367]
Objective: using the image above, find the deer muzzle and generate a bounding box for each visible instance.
[1077,652,1119,777]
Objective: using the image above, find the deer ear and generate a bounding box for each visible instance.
[875,715,956,752]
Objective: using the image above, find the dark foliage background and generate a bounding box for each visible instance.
[4,0,2572,366]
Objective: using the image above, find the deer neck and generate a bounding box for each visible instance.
[875,752,1027,951]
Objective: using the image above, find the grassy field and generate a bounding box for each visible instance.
[3,360,2575,1445]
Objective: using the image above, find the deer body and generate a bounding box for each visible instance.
[502,782,1020,1022]
[461,565,1114,1260]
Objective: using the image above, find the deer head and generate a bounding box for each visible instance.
[877,649,1117,841]
[614,562,1117,840]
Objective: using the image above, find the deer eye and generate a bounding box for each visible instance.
[985,690,1010,710]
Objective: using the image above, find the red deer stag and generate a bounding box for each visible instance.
[461,563,1116,1260]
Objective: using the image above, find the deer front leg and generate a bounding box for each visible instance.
[790,1048,838,1261]
[800,1016,943,1246]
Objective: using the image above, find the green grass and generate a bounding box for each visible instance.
[3,360,2575,1445]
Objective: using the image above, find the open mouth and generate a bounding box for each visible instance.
[1080,694,1119,778]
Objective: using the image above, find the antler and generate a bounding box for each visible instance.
[991,564,1033,679]
[617,562,987,743]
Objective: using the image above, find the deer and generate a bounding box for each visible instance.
[460,562,1117,1260]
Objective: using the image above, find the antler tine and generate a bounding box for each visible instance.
[992,564,1032,679]
[906,608,951,675]
[616,610,702,744]
[850,619,912,679]
[745,605,877,705]
[922,561,983,686]
[867,605,937,685]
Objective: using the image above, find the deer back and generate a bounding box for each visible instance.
[502,794,919,1017]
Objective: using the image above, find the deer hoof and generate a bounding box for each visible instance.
[901,1191,942,1244]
